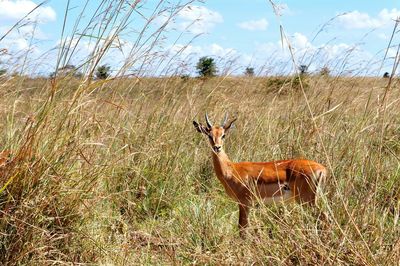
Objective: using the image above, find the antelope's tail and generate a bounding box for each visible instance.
[313,167,328,196]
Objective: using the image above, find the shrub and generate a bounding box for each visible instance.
[299,64,309,75]
[196,57,217,77]
[245,67,255,77]
[264,75,309,95]
[319,66,330,77]
[180,74,190,81]
[95,65,111,79]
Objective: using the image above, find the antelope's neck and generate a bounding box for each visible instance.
[212,150,233,179]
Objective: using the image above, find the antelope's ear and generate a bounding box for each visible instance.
[193,121,204,133]
[223,117,237,132]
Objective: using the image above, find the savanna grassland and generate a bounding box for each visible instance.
[0,74,399,265]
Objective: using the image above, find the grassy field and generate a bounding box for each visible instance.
[0,74,399,264]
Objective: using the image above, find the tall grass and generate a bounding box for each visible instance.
[0,76,399,264]
[0,1,399,265]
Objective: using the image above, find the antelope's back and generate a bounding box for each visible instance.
[232,159,327,184]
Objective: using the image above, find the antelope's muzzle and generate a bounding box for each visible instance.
[214,145,222,153]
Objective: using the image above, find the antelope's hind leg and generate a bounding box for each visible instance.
[238,203,250,238]
[290,178,316,205]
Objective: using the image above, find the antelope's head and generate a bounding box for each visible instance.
[193,113,236,153]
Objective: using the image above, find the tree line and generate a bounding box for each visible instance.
[0,57,394,79]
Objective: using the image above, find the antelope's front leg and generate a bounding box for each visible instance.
[238,203,249,238]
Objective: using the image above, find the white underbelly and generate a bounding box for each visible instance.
[262,190,294,204]
[255,182,294,204]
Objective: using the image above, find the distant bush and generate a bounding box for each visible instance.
[180,74,190,81]
[265,75,309,95]
[96,65,111,79]
[196,57,217,77]
[244,67,255,77]
[319,66,330,77]
[299,64,309,75]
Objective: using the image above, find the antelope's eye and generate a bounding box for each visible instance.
[221,134,225,139]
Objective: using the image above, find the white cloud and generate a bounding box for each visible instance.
[169,43,236,58]
[167,42,240,75]
[0,27,44,75]
[176,5,223,34]
[238,18,269,31]
[377,33,388,40]
[291,32,312,50]
[0,1,56,70]
[338,11,381,29]
[253,32,374,74]
[286,33,356,61]
[0,34,29,50]
[55,35,135,64]
[168,33,369,75]
[338,8,400,29]
[0,0,56,23]
[155,5,223,35]
[0,23,46,53]
[275,3,291,16]
[386,47,398,58]
[379,8,400,23]
[209,43,237,56]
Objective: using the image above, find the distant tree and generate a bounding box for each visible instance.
[245,67,255,77]
[383,72,390,78]
[196,56,217,77]
[299,64,308,75]
[96,64,111,79]
[319,66,330,76]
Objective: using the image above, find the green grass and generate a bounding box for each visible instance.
[0,75,399,264]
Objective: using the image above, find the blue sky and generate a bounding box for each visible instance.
[1,0,399,76]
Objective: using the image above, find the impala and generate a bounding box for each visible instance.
[193,113,327,237]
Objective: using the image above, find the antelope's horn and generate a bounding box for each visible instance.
[222,113,228,126]
[205,112,213,128]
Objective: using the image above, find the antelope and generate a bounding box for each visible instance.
[193,113,327,237]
